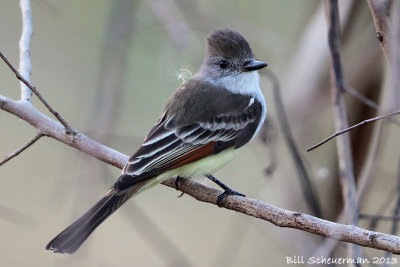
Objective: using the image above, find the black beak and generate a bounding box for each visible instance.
[243,60,268,72]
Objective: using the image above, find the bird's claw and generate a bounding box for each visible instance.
[175,176,185,197]
[216,188,246,207]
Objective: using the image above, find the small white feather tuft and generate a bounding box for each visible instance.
[175,66,193,84]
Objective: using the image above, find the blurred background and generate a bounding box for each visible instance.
[0,0,399,266]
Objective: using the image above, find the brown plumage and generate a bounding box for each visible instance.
[206,28,254,60]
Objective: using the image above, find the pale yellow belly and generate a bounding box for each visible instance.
[135,147,239,194]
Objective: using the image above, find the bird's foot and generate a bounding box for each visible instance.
[175,176,185,197]
[205,174,246,207]
[216,188,246,207]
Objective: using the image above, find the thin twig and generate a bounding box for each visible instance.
[345,85,379,110]
[0,51,75,134]
[0,132,43,166]
[19,0,33,102]
[345,85,400,126]
[0,95,127,168]
[307,110,400,151]
[2,96,400,253]
[326,0,360,260]
[312,1,397,257]
[263,70,322,218]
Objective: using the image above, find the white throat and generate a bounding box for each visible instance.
[205,71,267,140]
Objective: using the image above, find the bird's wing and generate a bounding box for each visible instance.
[115,105,260,190]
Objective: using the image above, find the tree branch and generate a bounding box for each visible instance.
[0,95,126,169]
[165,178,400,254]
[263,70,322,218]
[344,85,400,126]
[1,93,400,254]
[0,51,75,134]
[358,0,400,206]
[0,132,43,166]
[307,110,400,151]
[18,0,33,102]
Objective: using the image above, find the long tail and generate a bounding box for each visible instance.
[45,184,142,254]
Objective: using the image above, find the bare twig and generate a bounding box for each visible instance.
[0,132,43,166]
[19,0,33,102]
[2,95,400,253]
[313,2,398,258]
[0,95,126,168]
[345,85,400,126]
[357,0,400,216]
[345,85,379,110]
[307,110,400,151]
[0,51,75,134]
[263,70,322,218]
[326,0,360,260]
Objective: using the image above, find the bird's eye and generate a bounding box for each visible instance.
[218,60,229,69]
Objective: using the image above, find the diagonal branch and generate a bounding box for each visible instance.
[344,85,379,110]
[0,51,75,134]
[0,95,126,168]
[2,94,400,254]
[307,110,400,151]
[0,132,43,166]
[344,85,400,126]
[263,70,322,218]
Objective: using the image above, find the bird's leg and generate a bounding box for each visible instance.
[175,176,185,197]
[205,174,246,207]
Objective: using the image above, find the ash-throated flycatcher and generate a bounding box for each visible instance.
[46,28,268,254]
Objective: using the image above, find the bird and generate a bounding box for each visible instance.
[46,28,268,254]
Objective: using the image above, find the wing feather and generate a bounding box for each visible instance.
[117,105,261,190]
